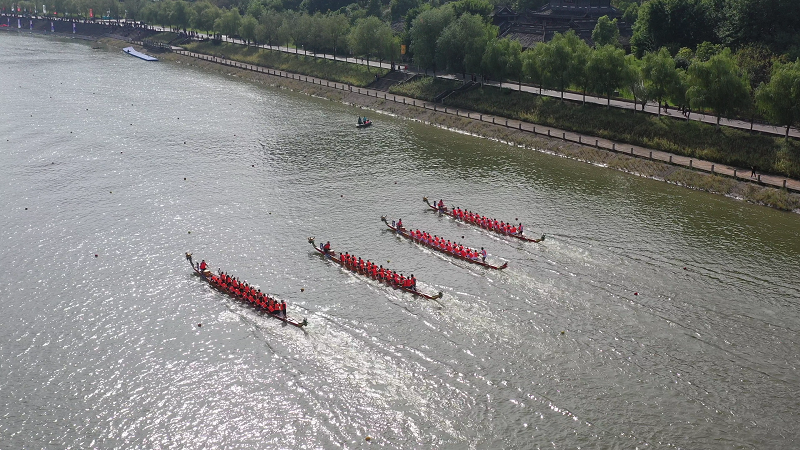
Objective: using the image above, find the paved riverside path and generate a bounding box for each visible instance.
[173,49,800,194]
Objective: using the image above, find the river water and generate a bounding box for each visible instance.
[1,32,799,449]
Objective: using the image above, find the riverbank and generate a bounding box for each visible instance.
[96,37,800,212]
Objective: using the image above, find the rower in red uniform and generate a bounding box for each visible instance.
[437,199,445,212]
[323,241,331,255]
[409,275,417,291]
[396,218,403,230]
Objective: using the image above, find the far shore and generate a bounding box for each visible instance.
[6,28,798,213]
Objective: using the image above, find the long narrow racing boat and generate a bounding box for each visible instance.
[423,197,545,243]
[381,217,508,270]
[308,238,443,300]
[186,253,307,328]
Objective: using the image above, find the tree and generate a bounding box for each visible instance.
[570,37,591,103]
[435,13,495,77]
[756,59,800,139]
[626,55,650,113]
[245,1,264,23]
[302,0,350,14]
[673,47,694,70]
[239,14,258,45]
[451,0,493,20]
[482,38,522,88]
[522,44,546,94]
[124,0,146,22]
[349,16,398,69]
[587,44,630,106]
[409,5,455,72]
[718,0,800,57]
[365,0,381,17]
[539,30,584,101]
[255,11,285,48]
[592,15,620,48]
[390,0,419,22]
[669,69,690,119]
[196,3,221,35]
[695,41,721,62]
[322,13,349,59]
[282,11,312,54]
[736,44,777,91]
[687,48,751,126]
[641,47,681,116]
[214,7,242,39]
[630,0,718,58]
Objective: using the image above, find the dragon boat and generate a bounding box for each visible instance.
[423,197,545,243]
[186,253,307,328]
[308,238,443,300]
[381,217,508,270]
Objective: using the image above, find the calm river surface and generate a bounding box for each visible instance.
[1,33,799,449]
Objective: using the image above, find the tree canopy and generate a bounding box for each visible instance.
[631,0,718,58]
[591,15,620,48]
[409,5,455,72]
[756,59,800,139]
[687,48,751,125]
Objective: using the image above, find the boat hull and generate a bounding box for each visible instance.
[423,197,544,243]
[381,217,508,270]
[186,254,306,328]
[308,239,442,300]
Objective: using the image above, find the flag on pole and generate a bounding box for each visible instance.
[89,8,93,18]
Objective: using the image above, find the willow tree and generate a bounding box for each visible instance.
[482,38,522,88]
[435,13,496,78]
[586,44,630,107]
[214,7,242,40]
[687,48,751,126]
[522,43,546,94]
[641,47,681,116]
[539,31,585,101]
[409,5,455,73]
[756,59,800,139]
[350,16,398,70]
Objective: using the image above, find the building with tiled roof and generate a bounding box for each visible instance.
[492,0,632,49]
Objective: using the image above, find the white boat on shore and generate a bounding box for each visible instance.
[123,46,158,61]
